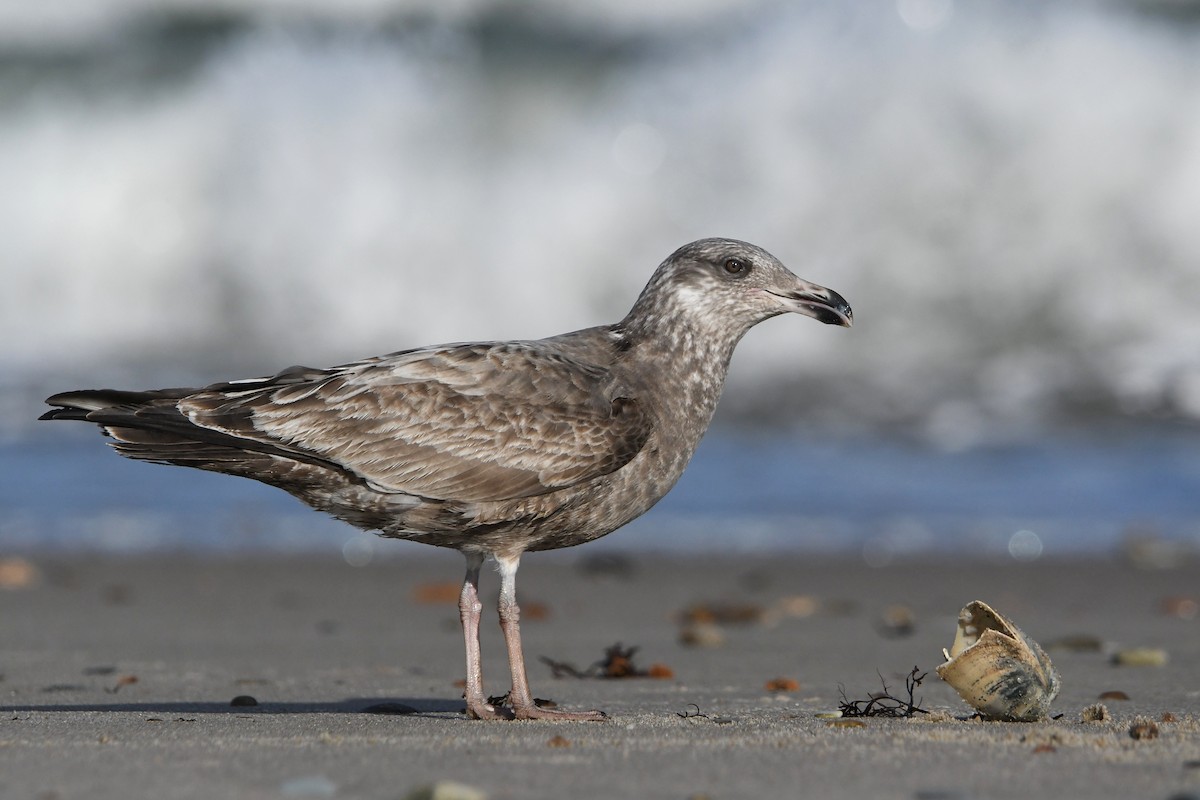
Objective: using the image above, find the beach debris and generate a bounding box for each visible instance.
[83,665,117,676]
[774,594,820,619]
[230,694,259,707]
[1081,703,1110,722]
[765,677,800,693]
[522,601,551,621]
[876,604,916,638]
[1161,712,1178,723]
[1120,528,1193,570]
[1111,647,1169,667]
[1098,690,1130,701]
[576,553,637,579]
[838,667,929,718]
[936,601,1059,722]
[547,735,571,748]
[41,684,87,693]
[1159,595,1198,619]
[0,557,41,590]
[679,622,725,648]
[540,643,672,679]
[1043,634,1105,653]
[828,719,866,728]
[677,602,766,626]
[280,776,337,798]
[105,675,138,694]
[677,704,735,724]
[1129,718,1160,740]
[411,581,461,605]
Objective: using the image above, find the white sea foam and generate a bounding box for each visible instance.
[4,1,1200,441]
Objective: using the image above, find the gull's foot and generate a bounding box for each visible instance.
[483,692,608,722]
[465,698,514,721]
[511,704,608,722]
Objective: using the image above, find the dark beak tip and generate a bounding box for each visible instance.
[813,305,852,327]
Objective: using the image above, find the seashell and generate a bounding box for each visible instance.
[936,600,1060,722]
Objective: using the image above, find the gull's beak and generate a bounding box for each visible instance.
[768,279,853,327]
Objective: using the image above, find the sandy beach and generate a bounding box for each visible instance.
[2,551,1198,799]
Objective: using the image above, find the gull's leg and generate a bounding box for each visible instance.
[460,551,510,720]
[495,554,607,721]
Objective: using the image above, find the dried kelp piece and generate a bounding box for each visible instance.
[539,643,671,679]
[838,667,929,718]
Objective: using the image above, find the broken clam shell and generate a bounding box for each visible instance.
[936,600,1060,721]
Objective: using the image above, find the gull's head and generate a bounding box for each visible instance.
[628,238,852,336]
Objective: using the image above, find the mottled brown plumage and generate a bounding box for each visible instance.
[42,237,851,721]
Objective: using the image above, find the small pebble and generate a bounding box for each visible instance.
[411,581,461,605]
[877,604,916,638]
[764,677,799,693]
[82,666,117,676]
[646,663,675,679]
[280,776,336,798]
[1044,634,1104,653]
[1129,719,1160,740]
[0,557,40,590]
[402,781,488,800]
[1111,648,1169,667]
[1160,596,1198,620]
[774,594,819,619]
[230,695,259,707]
[679,622,725,648]
[1098,690,1130,701]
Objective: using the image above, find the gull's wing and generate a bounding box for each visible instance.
[179,342,652,503]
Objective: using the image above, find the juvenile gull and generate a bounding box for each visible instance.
[41,238,851,721]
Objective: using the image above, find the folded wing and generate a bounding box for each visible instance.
[176,343,651,503]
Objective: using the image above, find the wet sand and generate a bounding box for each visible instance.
[2,552,1198,799]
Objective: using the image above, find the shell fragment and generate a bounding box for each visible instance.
[936,600,1060,722]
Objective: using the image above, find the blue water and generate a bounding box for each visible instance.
[5,426,1198,561]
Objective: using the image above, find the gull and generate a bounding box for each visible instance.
[42,238,852,721]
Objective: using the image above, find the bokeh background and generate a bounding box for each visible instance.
[3,0,1199,561]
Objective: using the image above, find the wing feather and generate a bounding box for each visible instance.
[180,343,651,502]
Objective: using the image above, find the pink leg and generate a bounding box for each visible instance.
[495,554,607,721]
[459,552,510,720]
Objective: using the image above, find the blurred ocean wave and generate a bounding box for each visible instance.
[3,0,1200,449]
[8,430,1200,559]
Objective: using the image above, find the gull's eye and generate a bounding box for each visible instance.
[723,257,747,275]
